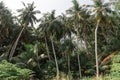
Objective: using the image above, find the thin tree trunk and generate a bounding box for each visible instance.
[77,53,82,79]
[95,22,99,79]
[67,51,71,80]
[45,36,51,60]
[76,30,82,79]
[9,24,26,61]
[67,51,70,73]
[50,36,59,80]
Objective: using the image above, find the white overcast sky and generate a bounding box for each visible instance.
[2,0,93,16]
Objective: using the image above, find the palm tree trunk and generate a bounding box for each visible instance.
[76,30,82,79]
[67,51,71,80]
[95,22,100,79]
[50,36,59,80]
[9,24,26,61]
[45,36,51,60]
[77,53,82,78]
[67,51,70,73]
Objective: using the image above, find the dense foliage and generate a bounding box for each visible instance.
[0,60,33,80]
[0,0,120,80]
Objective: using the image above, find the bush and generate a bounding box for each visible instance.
[104,54,120,80]
[0,60,34,80]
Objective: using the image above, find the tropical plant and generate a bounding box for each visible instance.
[87,0,115,78]
[38,10,65,80]
[0,60,33,80]
[9,2,40,61]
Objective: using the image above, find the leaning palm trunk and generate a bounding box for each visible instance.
[45,36,51,60]
[95,21,100,79]
[50,36,59,80]
[9,24,26,61]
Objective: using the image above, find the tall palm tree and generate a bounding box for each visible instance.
[38,13,51,60]
[66,0,89,78]
[39,10,64,80]
[58,14,78,79]
[60,14,73,68]
[88,0,114,78]
[9,2,40,61]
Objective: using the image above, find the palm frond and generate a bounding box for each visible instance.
[72,0,79,11]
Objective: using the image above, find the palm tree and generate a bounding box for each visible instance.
[60,14,73,69]
[9,2,40,61]
[88,0,114,78]
[38,14,51,60]
[68,0,82,78]
[58,14,79,79]
[66,0,90,78]
[39,10,64,80]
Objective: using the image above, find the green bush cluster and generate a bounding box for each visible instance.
[0,60,33,80]
[104,54,120,80]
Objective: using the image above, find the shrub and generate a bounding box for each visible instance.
[104,53,120,80]
[0,60,34,80]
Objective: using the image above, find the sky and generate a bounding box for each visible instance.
[2,0,93,16]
